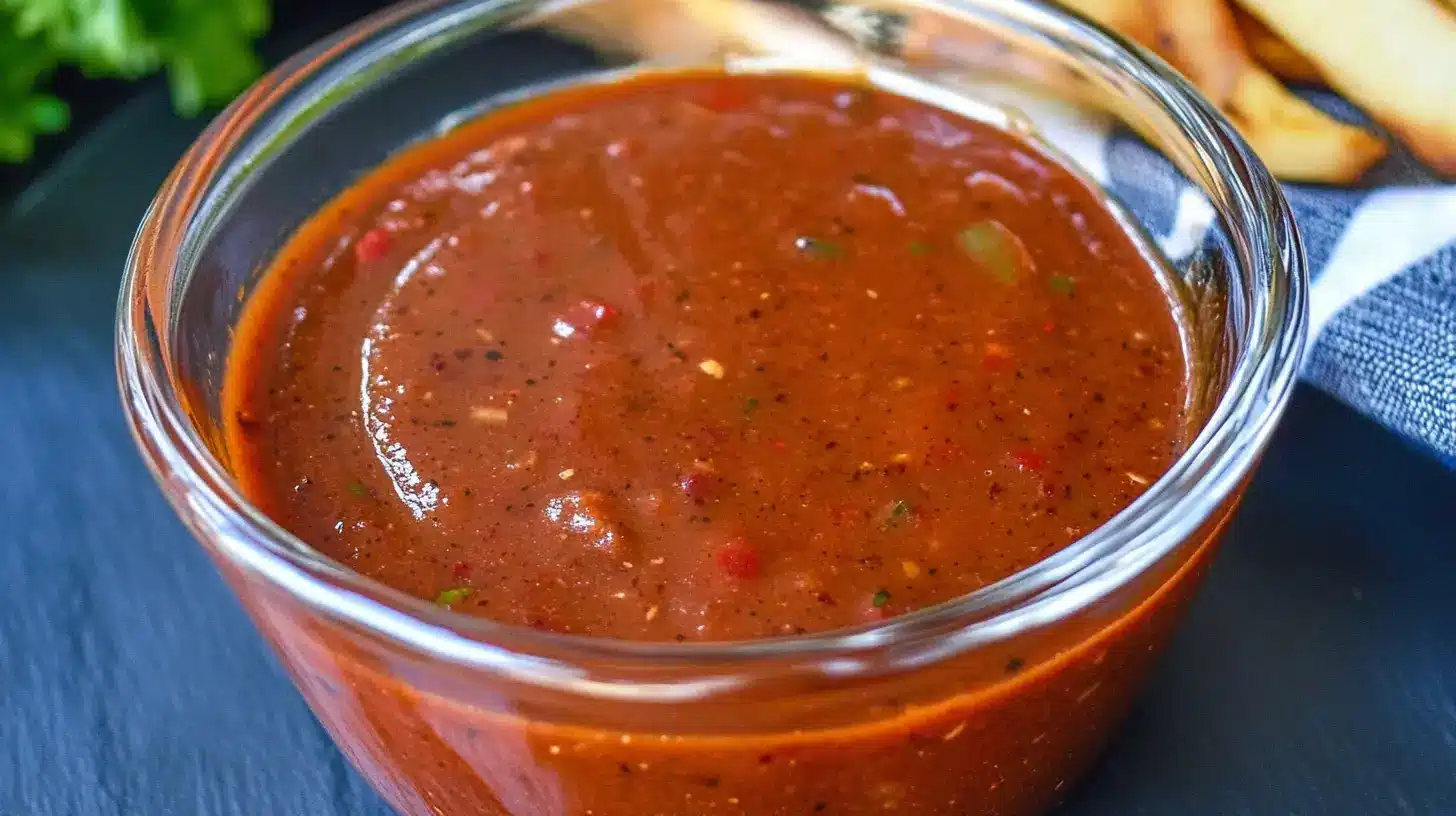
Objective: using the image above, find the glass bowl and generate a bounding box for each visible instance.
[117,0,1306,813]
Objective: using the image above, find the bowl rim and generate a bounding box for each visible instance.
[116,0,1307,699]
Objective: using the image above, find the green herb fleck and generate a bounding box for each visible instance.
[1048,275,1076,295]
[666,342,687,361]
[909,240,932,256]
[743,396,760,416]
[795,236,845,259]
[0,1,270,164]
[485,349,505,361]
[957,220,1028,285]
[346,482,367,497]
[435,587,472,608]
[884,499,912,528]
[872,589,891,608]
[676,289,692,303]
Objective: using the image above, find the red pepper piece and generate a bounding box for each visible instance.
[355,228,390,263]
[715,537,760,580]
[555,299,621,338]
[1010,448,1046,473]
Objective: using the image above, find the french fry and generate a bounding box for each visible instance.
[544,0,710,59]
[1056,0,1159,47]
[1230,6,1322,84]
[1233,0,1456,175]
[548,0,1389,183]
[1057,0,1386,183]
[1147,0,1249,105]
[1225,69,1387,184]
[546,0,862,66]
[1155,0,1384,183]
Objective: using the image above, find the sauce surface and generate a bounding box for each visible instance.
[224,72,1187,643]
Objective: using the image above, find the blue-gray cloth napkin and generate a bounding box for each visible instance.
[1102,97,1456,462]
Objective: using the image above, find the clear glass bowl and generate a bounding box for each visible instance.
[117,0,1306,813]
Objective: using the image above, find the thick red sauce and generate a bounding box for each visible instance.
[217,70,1208,816]
[224,72,1187,643]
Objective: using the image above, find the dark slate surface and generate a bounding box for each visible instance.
[3,55,1455,816]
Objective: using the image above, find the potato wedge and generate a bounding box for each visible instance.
[544,0,724,60]
[1059,0,1385,182]
[1056,0,1159,47]
[1233,0,1456,175]
[1147,0,1250,105]
[1159,0,1384,183]
[1230,6,1323,84]
[552,0,1388,183]
[548,0,862,66]
[1225,69,1388,184]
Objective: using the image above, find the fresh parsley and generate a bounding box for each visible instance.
[883,499,912,529]
[435,586,472,608]
[1,0,271,163]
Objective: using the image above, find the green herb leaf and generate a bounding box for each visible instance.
[872,589,891,608]
[883,499,912,529]
[743,396,760,416]
[909,241,932,256]
[435,587,472,608]
[794,236,845,259]
[345,481,367,497]
[1048,275,1076,295]
[956,220,1029,285]
[0,23,62,162]
[1,0,271,163]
